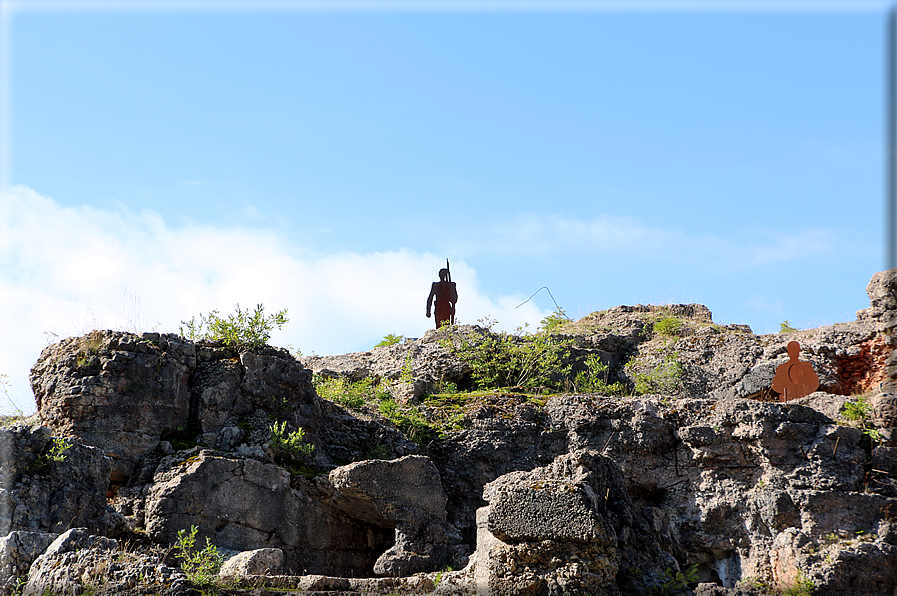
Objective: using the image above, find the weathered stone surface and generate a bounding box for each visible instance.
[315,398,420,466]
[31,331,194,481]
[302,330,471,401]
[858,268,897,326]
[298,574,352,591]
[196,348,321,439]
[219,548,284,576]
[873,391,897,428]
[328,455,466,576]
[144,449,393,576]
[431,392,896,592]
[0,532,55,596]
[473,449,671,596]
[769,526,897,596]
[23,528,192,596]
[0,424,111,536]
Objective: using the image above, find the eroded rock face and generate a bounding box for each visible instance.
[144,449,393,576]
[473,449,675,596]
[328,455,467,576]
[431,394,897,594]
[15,269,897,593]
[23,528,192,596]
[31,331,417,485]
[30,331,194,481]
[0,532,55,596]
[0,424,111,536]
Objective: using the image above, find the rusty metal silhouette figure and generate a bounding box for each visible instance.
[772,341,819,402]
[426,260,457,329]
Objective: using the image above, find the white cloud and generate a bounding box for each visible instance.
[0,185,550,414]
[476,212,838,269]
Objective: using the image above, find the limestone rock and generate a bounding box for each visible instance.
[328,455,466,576]
[858,268,897,329]
[0,532,55,596]
[23,528,191,596]
[0,424,111,536]
[298,575,352,590]
[144,449,392,576]
[12,268,897,593]
[31,331,194,481]
[219,548,284,576]
[302,330,470,401]
[473,449,671,596]
[432,393,894,592]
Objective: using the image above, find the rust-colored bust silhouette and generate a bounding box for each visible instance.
[426,267,457,329]
[772,341,819,402]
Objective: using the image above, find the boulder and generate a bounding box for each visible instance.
[473,449,674,596]
[31,332,323,482]
[328,455,467,576]
[144,449,393,576]
[219,548,284,576]
[857,268,897,332]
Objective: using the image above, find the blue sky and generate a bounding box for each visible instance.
[0,1,889,413]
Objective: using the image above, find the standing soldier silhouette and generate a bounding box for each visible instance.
[426,260,458,329]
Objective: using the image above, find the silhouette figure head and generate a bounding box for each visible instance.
[787,341,800,360]
[438,268,449,282]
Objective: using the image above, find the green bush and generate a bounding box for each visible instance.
[180,303,288,349]
[47,437,71,462]
[25,436,72,475]
[779,320,799,334]
[268,421,315,464]
[375,333,404,348]
[654,317,682,337]
[452,328,572,391]
[539,308,569,333]
[842,394,883,443]
[575,354,626,395]
[843,394,872,422]
[782,569,815,596]
[174,525,225,585]
[651,564,698,595]
[626,350,683,395]
[314,376,391,410]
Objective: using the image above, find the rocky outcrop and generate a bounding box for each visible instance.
[12,269,897,594]
[31,333,416,483]
[431,393,897,594]
[30,331,194,482]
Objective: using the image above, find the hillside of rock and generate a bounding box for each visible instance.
[0,270,893,595]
